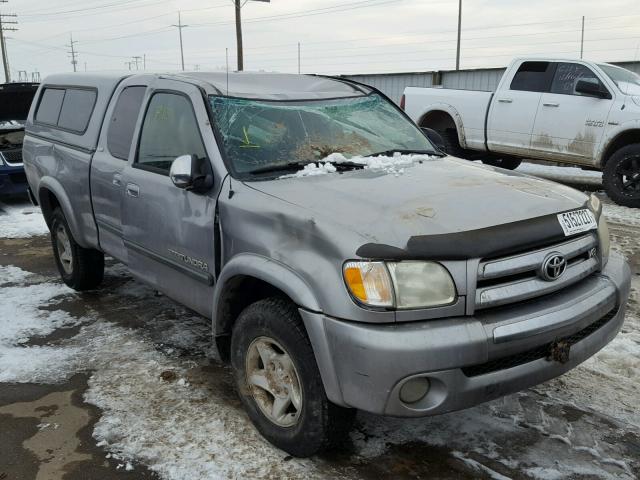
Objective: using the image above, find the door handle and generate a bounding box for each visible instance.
[498,98,513,103]
[126,183,140,198]
[112,174,123,187]
[543,102,560,107]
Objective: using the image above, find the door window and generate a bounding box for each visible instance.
[107,86,147,160]
[550,63,606,96]
[136,92,206,174]
[510,61,554,92]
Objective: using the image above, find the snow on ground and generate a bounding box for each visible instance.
[2,262,638,479]
[518,162,603,186]
[0,200,48,238]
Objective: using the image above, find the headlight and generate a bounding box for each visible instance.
[343,261,394,307]
[343,260,456,309]
[589,193,602,216]
[598,213,610,268]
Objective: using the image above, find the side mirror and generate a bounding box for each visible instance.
[170,154,214,193]
[421,127,447,154]
[575,79,610,99]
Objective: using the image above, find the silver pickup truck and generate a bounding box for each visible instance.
[23,72,631,457]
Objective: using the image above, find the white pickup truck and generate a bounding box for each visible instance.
[403,57,640,207]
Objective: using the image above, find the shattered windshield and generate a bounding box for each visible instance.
[599,64,640,95]
[209,93,436,175]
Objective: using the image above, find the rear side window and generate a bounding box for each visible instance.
[35,87,97,133]
[107,86,146,160]
[510,61,554,92]
[35,88,65,125]
[58,89,97,132]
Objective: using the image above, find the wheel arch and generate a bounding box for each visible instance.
[599,128,640,167]
[37,177,89,247]
[212,254,322,362]
[417,105,466,148]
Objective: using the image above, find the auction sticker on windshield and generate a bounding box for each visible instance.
[557,209,597,236]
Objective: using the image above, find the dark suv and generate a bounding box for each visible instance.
[0,83,39,196]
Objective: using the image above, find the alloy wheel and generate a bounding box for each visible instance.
[245,336,303,427]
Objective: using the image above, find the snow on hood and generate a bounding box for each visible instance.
[280,152,439,178]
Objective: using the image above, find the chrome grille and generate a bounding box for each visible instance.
[1,149,23,166]
[475,234,599,310]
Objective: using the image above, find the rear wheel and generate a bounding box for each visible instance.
[603,144,640,208]
[435,127,466,158]
[50,208,104,290]
[231,297,355,457]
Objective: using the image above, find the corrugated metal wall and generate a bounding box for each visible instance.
[344,61,640,104]
[348,72,435,105]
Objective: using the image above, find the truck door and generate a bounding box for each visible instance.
[91,84,147,261]
[121,79,218,318]
[530,62,614,165]
[487,61,554,156]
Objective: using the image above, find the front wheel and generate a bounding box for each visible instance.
[603,144,640,208]
[230,297,355,457]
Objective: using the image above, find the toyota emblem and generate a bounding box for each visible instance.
[539,253,567,281]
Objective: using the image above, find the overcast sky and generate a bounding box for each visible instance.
[3,0,640,80]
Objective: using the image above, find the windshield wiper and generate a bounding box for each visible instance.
[246,161,315,175]
[368,148,441,157]
[246,160,365,175]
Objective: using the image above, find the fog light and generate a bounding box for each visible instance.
[399,377,430,404]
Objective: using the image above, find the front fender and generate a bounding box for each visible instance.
[211,253,322,336]
[596,119,640,166]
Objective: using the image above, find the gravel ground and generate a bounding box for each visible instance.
[0,162,638,480]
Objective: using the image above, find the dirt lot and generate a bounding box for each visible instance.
[1,164,639,480]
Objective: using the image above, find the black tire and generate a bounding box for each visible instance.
[230,297,355,457]
[436,127,465,158]
[482,157,522,170]
[50,207,104,290]
[603,144,640,208]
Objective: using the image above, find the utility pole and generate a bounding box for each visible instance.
[132,55,142,70]
[234,0,243,71]
[297,42,301,74]
[124,61,133,70]
[172,11,187,71]
[580,16,585,59]
[233,0,270,72]
[455,0,462,70]
[0,1,18,83]
[143,53,146,70]
[67,33,78,72]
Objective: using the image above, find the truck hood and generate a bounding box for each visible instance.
[0,83,38,123]
[245,157,587,255]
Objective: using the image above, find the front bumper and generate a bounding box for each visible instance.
[0,162,28,196]
[300,253,631,417]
